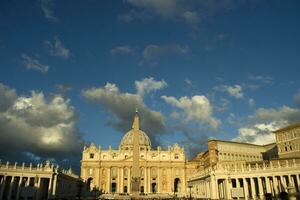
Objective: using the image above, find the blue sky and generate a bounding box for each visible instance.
[0,0,300,172]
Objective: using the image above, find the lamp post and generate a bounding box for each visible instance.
[188,185,192,200]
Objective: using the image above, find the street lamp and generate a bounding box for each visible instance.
[188,185,192,200]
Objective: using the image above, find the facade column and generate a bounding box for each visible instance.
[243,178,249,200]
[265,176,271,194]
[120,168,124,193]
[272,176,279,195]
[206,180,210,198]
[236,178,240,188]
[7,176,14,200]
[127,167,131,193]
[107,167,111,193]
[157,167,160,193]
[250,177,257,200]
[0,176,6,200]
[257,177,264,199]
[144,167,147,193]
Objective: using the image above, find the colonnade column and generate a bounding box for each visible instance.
[225,178,232,199]
[0,176,6,199]
[157,167,160,193]
[7,176,14,200]
[210,175,219,199]
[16,176,23,200]
[296,175,300,191]
[47,177,52,199]
[273,176,279,195]
[257,177,264,199]
[250,177,256,200]
[281,176,287,192]
[243,178,249,200]
[265,176,271,194]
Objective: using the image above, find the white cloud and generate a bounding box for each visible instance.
[234,104,300,145]
[0,83,83,161]
[135,77,167,97]
[139,44,188,66]
[40,0,58,22]
[111,46,135,55]
[234,122,281,145]
[215,84,244,99]
[82,82,166,146]
[44,37,71,59]
[249,98,255,108]
[183,11,200,24]
[294,90,300,107]
[21,53,49,73]
[162,95,220,131]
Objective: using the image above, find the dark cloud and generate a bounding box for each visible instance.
[82,82,167,147]
[0,83,83,166]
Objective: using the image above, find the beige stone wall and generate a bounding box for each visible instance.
[274,123,300,158]
[81,143,186,195]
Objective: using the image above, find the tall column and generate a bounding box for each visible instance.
[265,177,271,194]
[288,175,294,187]
[35,177,41,200]
[281,176,287,192]
[107,168,111,193]
[157,167,160,193]
[8,176,14,200]
[52,174,57,196]
[127,167,131,193]
[144,167,147,193]
[0,176,6,200]
[210,175,219,199]
[47,177,53,199]
[120,168,124,193]
[225,178,232,199]
[243,178,249,200]
[272,176,279,195]
[250,177,256,200]
[236,178,240,188]
[16,176,23,200]
[257,177,264,199]
[131,110,140,197]
[296,174,300,191]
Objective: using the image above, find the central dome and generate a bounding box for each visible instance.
[119,129,151,150]
[119,110,152,150]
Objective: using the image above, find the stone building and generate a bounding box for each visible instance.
[186,123,300,199]
[274,122,300,158]
[0,161,80,200]
[80,111,186,197]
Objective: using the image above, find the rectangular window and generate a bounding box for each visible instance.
[90,153,94,159]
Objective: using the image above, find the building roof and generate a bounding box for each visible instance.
[273,122,300,133]
[208,139,275,147]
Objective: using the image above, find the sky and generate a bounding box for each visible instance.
[0,0,300,173]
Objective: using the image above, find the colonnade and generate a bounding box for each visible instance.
[188,159,300,199]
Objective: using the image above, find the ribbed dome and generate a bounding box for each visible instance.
[119,129,151,150]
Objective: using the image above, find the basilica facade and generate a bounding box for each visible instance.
[80,111,186,196]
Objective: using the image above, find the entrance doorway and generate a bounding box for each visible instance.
[111,182,117,193]
[174,178,181,192]
[87,178,93,191]
[151,183,157,193]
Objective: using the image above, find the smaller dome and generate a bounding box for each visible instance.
[119,129,151,150]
